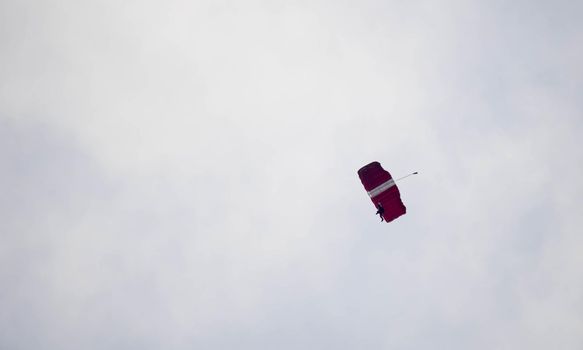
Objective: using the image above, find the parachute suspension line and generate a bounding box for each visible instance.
[394,172,419,182]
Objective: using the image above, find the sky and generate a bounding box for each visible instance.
[1,0,582,349]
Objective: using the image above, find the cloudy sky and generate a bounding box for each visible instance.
[1,0,582,348]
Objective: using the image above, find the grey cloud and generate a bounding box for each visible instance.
[1,0,582,349]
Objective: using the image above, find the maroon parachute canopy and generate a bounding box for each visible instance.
[358,161,406,223]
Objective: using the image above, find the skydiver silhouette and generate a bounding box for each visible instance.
[376,203,385,222]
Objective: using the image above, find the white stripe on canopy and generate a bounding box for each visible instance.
[367,179,395,198]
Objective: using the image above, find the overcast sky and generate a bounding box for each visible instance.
[1,0,582,349]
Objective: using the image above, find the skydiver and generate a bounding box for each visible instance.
[376,203,385,222]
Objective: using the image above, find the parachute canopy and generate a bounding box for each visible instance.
[358,161,406,223]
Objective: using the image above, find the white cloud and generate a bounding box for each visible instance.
[1,0,582,349]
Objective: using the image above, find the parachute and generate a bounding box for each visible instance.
[358,162,410,223]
